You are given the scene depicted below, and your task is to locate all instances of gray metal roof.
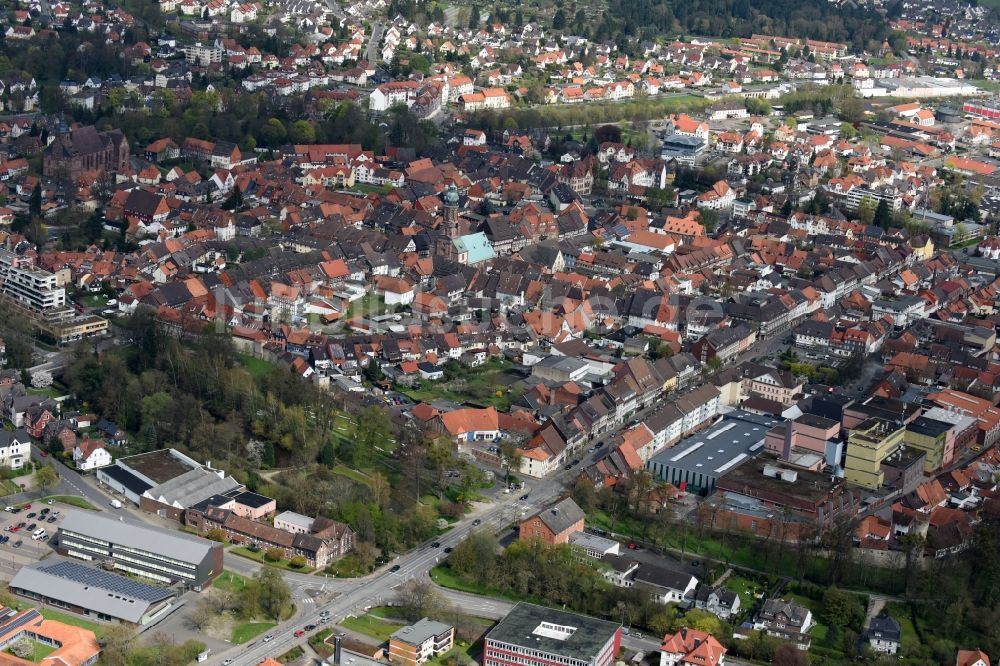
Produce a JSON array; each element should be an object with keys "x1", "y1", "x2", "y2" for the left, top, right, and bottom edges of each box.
[
  {"x1": 59, "y1": 510, "x2": 217, "y2": 564},
  {"x1": 648, "y1": 410, "x2": 775, "y2": 477},
  {"x1": 9, "y1": 560, "x2": 174, "y2": 623},
  {"x1": 390, "y1": 618, "x2": 453, "y2": 646},
  {"x1": 144, "y1": 468, "x2": 241, "y2": 508}
]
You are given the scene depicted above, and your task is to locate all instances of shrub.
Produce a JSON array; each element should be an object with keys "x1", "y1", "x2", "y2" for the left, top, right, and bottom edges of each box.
[
  {"x1": 264, "y1": 547, "x2": 284, "y2": 562},
  {"x1": 289, "y1": 555, "x2": 307, "y2": 569},
  {"x1": 205, "y1": 528, "x2": 227, "y2": 543}
]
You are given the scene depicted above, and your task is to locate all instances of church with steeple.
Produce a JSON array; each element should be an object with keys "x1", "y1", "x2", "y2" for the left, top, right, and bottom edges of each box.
[{"x1": 434, "y1": 183, "x2": 496, "y2": 266}]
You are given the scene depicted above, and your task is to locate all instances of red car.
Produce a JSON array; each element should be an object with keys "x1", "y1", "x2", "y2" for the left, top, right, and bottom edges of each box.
[
  {"x1": 10, "y1": 527, "x2": 19, "y2": 533},
  {"x1": 23, "y1": 504, "x2": 30, "y2": 510},
  {"x1": 294, "y1": 630, "x2": 305, "y2": 637},
  {"x1": 39, "y1": 452, "x2": 47, "y2": 457},
  {"x1": 627, "y1": 542, "x2": 638, "y2": 550}
]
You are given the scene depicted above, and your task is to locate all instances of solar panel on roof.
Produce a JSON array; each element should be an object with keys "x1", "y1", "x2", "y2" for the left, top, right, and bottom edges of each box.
[
  {"x1": 0, "y1": 609, "x2": 40, "y2": 636},
  {"x1": 38, "y1": 561, "x2": 172, "y2": 603}
]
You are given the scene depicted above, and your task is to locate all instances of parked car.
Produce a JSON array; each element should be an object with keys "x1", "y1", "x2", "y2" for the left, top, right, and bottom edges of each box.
[{"x1": 27, "y1": 523, "x2": 36, "y2": 531}]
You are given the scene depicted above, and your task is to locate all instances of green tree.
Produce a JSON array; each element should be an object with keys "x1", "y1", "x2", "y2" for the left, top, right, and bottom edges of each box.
[
  {"x1": 319, "y1": 440, "x2": 337, "y2": 466},
  {"x1": 288, "y1": 120, "x2": 316, "y2": 145},
  {"x1": 349, "y1": 406, "x2": 391, "y2": 467},
  {"x1": 698, "y1": 208, "x2": 719, "y2": 233},
  {"x1": 874, "y1": 199, "x2": 893, "y2": 228},
  {"x1": 35, "y1": 465, "x2": 58, "y2": 491},
  {"x1": 856, "y1": 196, "x2": 876, "y2": 225},
  {"x1": 552, "y1": 7, "x2": 566, "y2": 29},
  {"x1": 28, "y1": 184, "x2": 41, "y2": 217},
  {"x1": 221, "y1": 185, "x2": 243, "y2": 211},
  {"x1": 255, "y1": 567, "x2": 291, "y2": 621}
]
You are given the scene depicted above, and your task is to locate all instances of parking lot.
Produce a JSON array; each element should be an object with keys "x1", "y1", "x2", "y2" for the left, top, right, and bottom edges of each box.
[{"x1": 0, "y1": 500, "x2": 67, "y2": 576}]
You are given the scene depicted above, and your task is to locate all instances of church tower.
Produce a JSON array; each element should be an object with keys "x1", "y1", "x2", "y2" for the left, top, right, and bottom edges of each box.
[{"x1": 444, "y1": 183, "x2": 460, "y2": 239}]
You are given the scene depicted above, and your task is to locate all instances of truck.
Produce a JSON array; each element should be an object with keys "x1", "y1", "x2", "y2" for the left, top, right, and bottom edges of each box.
[{"x1": 109, "y1": 499, "x2": 122, "y2": 509}]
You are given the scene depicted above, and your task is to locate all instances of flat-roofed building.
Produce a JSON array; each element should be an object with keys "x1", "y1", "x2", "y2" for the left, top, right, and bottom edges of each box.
[
  {"x1": 389, "y1": 619, "x2": 455, "y2": 666},
  {"x1": 484, "y1": 603, "x2": 621, "y2": 666},
  {"x1": 844, "y1": 418, "x2": 906, "y2": 490},
  {"x1": 56, "y1": 510, "x2": 222, "y2": 588},
  {"x1": 646, "y1": 410, "x2": 775, "y2": 493}
]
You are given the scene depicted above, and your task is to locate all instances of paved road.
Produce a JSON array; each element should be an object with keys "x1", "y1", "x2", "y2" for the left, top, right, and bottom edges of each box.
[
  {"x1": 366, "y1": 22, "x2": 384, "y2": 64},
  {"x1": 212, "y1": 480, "x2": 567, "y2": 666}
]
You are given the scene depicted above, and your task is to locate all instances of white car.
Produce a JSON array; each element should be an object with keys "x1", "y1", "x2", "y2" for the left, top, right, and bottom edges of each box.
[
  {"x1": 262, "y1": 635, "x2": 273, "y2": 643},
  {"x1": 4, "y1": 507, "x2": 12, "y2": 512}
]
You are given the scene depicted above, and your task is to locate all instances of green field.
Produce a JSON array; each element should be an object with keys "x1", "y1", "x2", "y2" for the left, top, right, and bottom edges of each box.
[
  {"x1": 27, "y1": 387, "x2": 64, "y2": 399},
  {"x1": 723, "y1": 574, "x2": 766, "y2": 610},
  {"x1": 232, "y1": 622, "x2": 275, "y2": 644},
  {"x1": 339, "y1": 613, "x2": 404, "y2": 642},
  {"x1": 213, "y1": 570, "x2": 249, "y2": 594},
  {"x1": 332, "y1": 464, "x2": 370, "y2": 486},
  {"x1": 0, "y1": 480, "x2": 21, "y2": 496},
  {"x1": 38, "y1": 608, "x2": 106, "y2": 638},
  {"x1": 239, "y1": 355, "x2": 274, "y2": 380}
]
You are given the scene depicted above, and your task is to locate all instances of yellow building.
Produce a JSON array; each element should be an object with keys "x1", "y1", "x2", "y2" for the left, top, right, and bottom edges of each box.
[
  {"x1": 903, "y1": 416, "x2": 954, "y2": 473},
  {"x1": 844, "y1": 418, "x2": 906, "y2": 490}
]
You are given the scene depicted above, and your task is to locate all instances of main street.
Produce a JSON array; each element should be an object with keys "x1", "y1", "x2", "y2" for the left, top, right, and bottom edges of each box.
[{"x1": 212, "y1": 476, "x2": 568, "y2": 666}]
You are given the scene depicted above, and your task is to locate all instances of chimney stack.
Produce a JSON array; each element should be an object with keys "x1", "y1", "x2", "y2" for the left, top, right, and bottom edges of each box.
[{"x1": 334, "y1": 633, "x2": 344, "y2": 666}]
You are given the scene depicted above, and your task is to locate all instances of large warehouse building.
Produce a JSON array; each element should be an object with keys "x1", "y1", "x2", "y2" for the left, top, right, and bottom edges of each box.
[
  {"x1": 646, "y1": 410, "x2": 776, "y2": 493},
  {"x1": 56, "y1": 510, "x2": 222, "y2": 589},
  {"x1": 95, "y1": 448, "x2": 272, "y2": 522}
]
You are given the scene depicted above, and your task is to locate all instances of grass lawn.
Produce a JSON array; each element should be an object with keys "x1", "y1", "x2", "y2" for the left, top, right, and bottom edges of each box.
[
  {"x1": 38, "y1": 608, "x2": 106, "y2": 638},
  {"x1": 346, "y1": 292, "x2": 388, "y2": 320},
  {"x1": 279, "y1": 646, "x2": 305, "y2": 662},
  {"x1": 426, "y1": 639, "x2": 482, "y2": 666},
  {"x1": 397, "y1": 359, "x2": 518, "y2": 411},
  {"x1": 213, "y1": 570, "x2": 249, "y2": 594},
  {"x1": 309, "y1": 628, "x2": 335, "y2": 658},
  {"x1": 0, "y1": 480, "x2": 21, "y2": 497},
  {"x1": 332, "y1": 464, "x2": 370, "y2": 486},
  {"x1": 339, "y1": 613, "x2": 403, "y2": 643},
  {"x1": 972, "y1": 78, "x2": 1000, "y2": 92},
  {"x1": 232, "y1": 622, "x2": 275, "y2": 644},
  {"x1": 78, "y1": 294, "x2": 108, "y2": 308},
  {"x1": 230, "y1": 546, "x2": 315, "y2": 573},
  {"x1": 27, "y1": 387, "x2": 64, "y2": 399},
  {"x1": 239, "y1": 354, "x2": 274, "y2": 380},
  {"x1": 42, "y1": 496, "x2": 99, "y2": 511},
  {"x1": 886, "y1": 603, "x2": 922, "y2": 654},
  {"x1": 8, "y1": 639, "x2": 56, "y2": 662},
  {"x1": 723, "y1": 574, "x2": 766, "y2": 609}
]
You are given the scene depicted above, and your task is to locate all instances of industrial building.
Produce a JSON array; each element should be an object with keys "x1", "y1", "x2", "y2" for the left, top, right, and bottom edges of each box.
[{"x1": 646, "y1": 410, "x2": 776, "y2": 493}]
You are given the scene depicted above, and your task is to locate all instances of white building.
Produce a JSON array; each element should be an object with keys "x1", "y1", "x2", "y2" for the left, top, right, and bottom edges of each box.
[{"x1": 0, "y1": 430, "x2": 30, "y2": 470}]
